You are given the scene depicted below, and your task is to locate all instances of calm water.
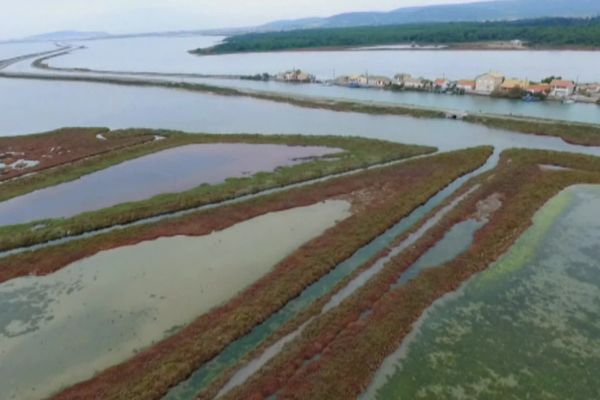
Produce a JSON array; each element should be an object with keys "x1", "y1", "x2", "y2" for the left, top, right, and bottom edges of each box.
[
  {"x1": 0, "y1": 42, "x2": 56, "y2": 61},
  {"x1": 0, "y1": 201, "x2": 349, "y2": 400},
  {"x1": 364, "y1": 185, "x2": 600, "y2": 400},
  {"x1": 189, "y1": 77, "x2": 600, "y2": 125},
  {"x1": 48, "y1": 37, "x2": 600, "y2": 82},
  {"x1": 0, "y1": 143, "x2": 339, "y2": 226},
  {"x1": 11, "y1": 36, "x2": 598, "y2": 124},
  {"x1": 2, "y1": 78, "x2": 600, "y2": 162}
]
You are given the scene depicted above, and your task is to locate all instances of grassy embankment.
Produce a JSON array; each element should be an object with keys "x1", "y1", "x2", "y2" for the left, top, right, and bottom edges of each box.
[
  {"x1": 0, "y1": 129, "x2": 433, "y2": 251},
  {"x1": 196, "y1": 17, "x2": 600, "y2": 55},
  {"x1": 220, "y1": 148, "x2": 600, "y2": 400},
  {"x1": 0, "y1": 147, "x2": 493, "y2": 400}
]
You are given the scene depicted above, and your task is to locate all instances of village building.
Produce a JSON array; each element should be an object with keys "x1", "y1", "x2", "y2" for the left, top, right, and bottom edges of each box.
[
  {"x1": 394, "y1": 73, "x2": 412, "y2": 85},
  {"x1": 277, "y1": 69, "x2": 315, "y2": 83},
  {"x1": 368, "y1": 76, "x2": 393, "y2": 88},
  {"x1": 500, "y1": 79, "x2": 529, "y2": 93},
  {"x1": 434, "y1": 78, "x2": 450, "y2": 91},
  {"x1": 550, "y1": 79, "x2": 576, "y2": 98},
  {"x1": 403, "y1": 77, "x2": 427, "y2": 90},
  {"x1": 475, "y1": 72, "x2": 505, "y2": 94},
  {"x1": 577, "y1": 83, "x2": 600, "y2": 95},
  {"x1": 456, "y1": 80, "x2": 476, "y2": 92},
  {"x1": 526, "y1": 83, "x2": 551, "y2": 95}
]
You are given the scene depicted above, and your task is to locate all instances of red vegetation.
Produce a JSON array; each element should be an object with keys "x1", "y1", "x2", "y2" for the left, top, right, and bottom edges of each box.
[
  {"x1": 0, "y1": 127, "x2": 154, "y2": 181},
  {"x1": 16, "y1": 147, "x2": 491, "y2": 400},
  {"x1": 221, "y1": 149, "x2": 600, "y2": 400}
]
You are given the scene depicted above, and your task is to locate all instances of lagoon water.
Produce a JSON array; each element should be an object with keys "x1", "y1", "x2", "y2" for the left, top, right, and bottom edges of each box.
[
  {"x1": 5, "y1": 36, "x2": 598, "y2": 124},
  {"x1": 1, "y1": 78, "x2": 600, "y2": 163},
  {"x1": 0, "y1": 143, "x2": 340, "y2": 226},
  {"x1": 0, "y1": 42, "x2": 57, "y2": 61},
  {"x1": 48, "y1": 36, "x2": 600, "y2": 82},
  {"x1": 0, "y1": 200, "x2": 350, "y2": 400},
  {"x1": 363, "y1": 185, "x2": 600, "y2": 400}
]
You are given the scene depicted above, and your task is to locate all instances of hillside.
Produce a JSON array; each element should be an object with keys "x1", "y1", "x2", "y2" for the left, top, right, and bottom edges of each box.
[
  {"x1": 196, "y1": 17, "x2": 600, "y2": 54},
  {"x1": 258, "y1": 0, "x2": 600, "y2": 31}
]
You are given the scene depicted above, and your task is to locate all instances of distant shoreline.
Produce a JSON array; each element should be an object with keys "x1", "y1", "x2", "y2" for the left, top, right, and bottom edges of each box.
[{"x1": 194, "y1": 42, "x2": 600, "y2": 56}]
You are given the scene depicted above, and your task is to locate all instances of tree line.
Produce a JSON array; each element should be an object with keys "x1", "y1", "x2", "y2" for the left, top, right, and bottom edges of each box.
[{"x1": 196, "y1": 17, "x2": 600, "y2": 54}]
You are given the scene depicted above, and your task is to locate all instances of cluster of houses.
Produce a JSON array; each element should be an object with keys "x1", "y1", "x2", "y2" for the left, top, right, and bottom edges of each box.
[
  {"x1": 274, "y1": 68, "x2": 600, "y2": 103},
  {"x1": 275, "y1": 69, "x2": 316, "y2": 83}
]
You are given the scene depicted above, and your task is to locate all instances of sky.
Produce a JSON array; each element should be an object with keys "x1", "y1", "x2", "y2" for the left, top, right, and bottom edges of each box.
[{"x1": 0, "y1": 0, "x2": 480, "y2": 40}]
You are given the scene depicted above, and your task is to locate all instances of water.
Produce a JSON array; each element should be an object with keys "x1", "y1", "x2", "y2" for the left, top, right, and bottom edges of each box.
[
  {"x1": 0, "y1": 200, "x2": 349, "y2": 400},
  {"x1": 188, "y1": 78, "x2": 600, "y2": 125},
  {"x1": 164, "y1": 158, "x2": 490, "y2": 399},
  {"x1": 0, "y1": 42, "x2": 57, "y2": 61},
  {"x1": 364, "y1": 185, "x2": 600, "y2": 400},
  {"x1": 5, "y1": 37, "x2": 599, "y2": 124},
  {"x1": 2, "y1": 79, "x2": 600, "y2": 165},
  {"x1": 48, "y1": 37, "x2": 600, "y2": 82},
  {"x1": 392, "y1": 219, "x2": 485, "y2": 289},
  {"x1": 0, "y1": 143, "x2": 340, "y2": 226}
]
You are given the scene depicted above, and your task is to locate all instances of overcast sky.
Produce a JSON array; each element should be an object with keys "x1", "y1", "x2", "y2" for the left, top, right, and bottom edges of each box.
[{"x1": 0, "y1": 0, "x2": 483, "y2": 40}]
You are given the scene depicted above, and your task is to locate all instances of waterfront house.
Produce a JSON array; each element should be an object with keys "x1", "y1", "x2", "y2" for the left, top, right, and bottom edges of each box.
[
  {"x1": 394, "y1": 73, "x2": 412, "y2": 85},
  {"x1": 403, "y1": 77, "x2": 427, "y2": 90},
  {"x1": 434, "y1": 79, "x2": 450, "y2": 91},
  {"x1": 456, "y1": 80, "x2": 476, "y2": 92},
  {"x1": 577, "y1": 83, "x2": 600, "y2": 95},
  {"x1": 369, "y1": 76, "x2": 393, "y2": 88},
  {"x1": 526, "y1": 83, "x2": 551, "y2": 95},
  {"x1": 475, "y1": 72, "x2": 505, "y2": 94},
  {"x1": 550, "y1": 79, "x2": 576, "y2": 98},
  {"x1": 500, "y1": 79, "x2": 529, "y2": 93},
  {"x1": 277, "y1": 69, "x2": 315, "y2": 83}
]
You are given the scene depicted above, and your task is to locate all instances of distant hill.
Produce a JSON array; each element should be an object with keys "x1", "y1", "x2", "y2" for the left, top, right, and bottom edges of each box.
[
  {"x1": 257, "y1": 0, "x2": 600, "y2": 31},
  {"x1": 22, "y1": 30, "x2": 111, "y2": 41}
]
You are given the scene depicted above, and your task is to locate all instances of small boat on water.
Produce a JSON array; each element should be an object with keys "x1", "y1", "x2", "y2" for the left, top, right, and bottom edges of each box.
[
  {"x1": 522, "y1": 94, "x2": 541, "y2": 102},
  {"x1": 562, "y1": 98, "x2": 575, "y2": 104}
]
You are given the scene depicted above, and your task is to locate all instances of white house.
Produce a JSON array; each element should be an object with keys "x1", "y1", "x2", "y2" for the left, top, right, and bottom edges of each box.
[
  {"x1": 475, "y1": 72, "x2": 505, "y2": 94},
  {"x1": 550, "y1": 79, "x2": 576, "y2": 98}
]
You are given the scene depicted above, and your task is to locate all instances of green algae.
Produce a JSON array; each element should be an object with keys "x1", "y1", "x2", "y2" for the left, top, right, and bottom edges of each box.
[{"x1": 367, "y1": 185, "x2": 600, "y2": 400}]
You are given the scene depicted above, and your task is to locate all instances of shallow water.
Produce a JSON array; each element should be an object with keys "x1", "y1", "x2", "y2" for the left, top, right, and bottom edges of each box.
[
  {"x1": 364, "y1": 185, "x2": 600, "y2": 400},
  {"x1": 0, "y1": 143, "x2": 340, "y2": 226},
  {"x1": 0, "y1": 42, "x2": 57, "y2": 61},
  {"x1": 0, "y1": 200, "x2": 350, "y2": 400}
]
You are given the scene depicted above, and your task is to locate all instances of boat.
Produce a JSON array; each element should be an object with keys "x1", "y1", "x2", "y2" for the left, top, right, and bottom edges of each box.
[
  {"x1": 522, "y1": 94, "x2": 541, "y2": 102},
  {"x1": 562, "y1": 98, "x2": 575, "y2": 104}
]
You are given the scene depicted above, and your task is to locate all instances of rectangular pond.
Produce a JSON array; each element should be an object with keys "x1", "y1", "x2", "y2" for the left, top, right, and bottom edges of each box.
[
  {"x1": 0, "y1": 200, "x2": 351, "y2": 400},
  {"x1": 0, "y1": 143, "x2": 341, "y2": 226}
]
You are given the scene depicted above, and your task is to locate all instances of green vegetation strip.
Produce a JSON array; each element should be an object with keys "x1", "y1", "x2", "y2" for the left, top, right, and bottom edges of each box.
[
  {"x1": 35, "y1": 147, "x2": 491, "y2": 400},
  {"x1": 197, "y1": 17, "x2": 600, "y2": 54},
  {"x1": 0, "y1": 129, "x2": 433, "y2": 251},
  {"x1": 223, "y1": 149, "x2": 600, "y2": 400}
]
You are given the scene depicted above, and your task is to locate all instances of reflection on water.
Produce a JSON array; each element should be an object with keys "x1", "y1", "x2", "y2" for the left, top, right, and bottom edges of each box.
[
  {"x1": 364, "y1": 185, "x2": 600, "y2": 400},
  {"x1": 0, "y1": 200, "x2": 350, "y2": 400},
  {"x1": 0, "y1": 143, "x2": 340, "y2": 226}
]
